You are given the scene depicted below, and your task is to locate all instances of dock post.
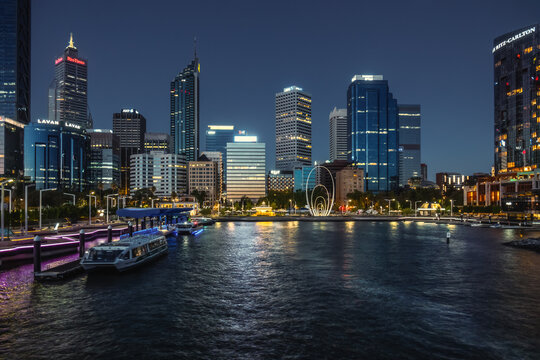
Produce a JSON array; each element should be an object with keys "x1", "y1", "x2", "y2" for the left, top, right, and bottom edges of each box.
[
  {"x1": 136, "y1": 218, "x2": 139, "y2": 231},
  {"x1": 107, "y1": 225, "x2": 112, "y2": 243},
  {"x1": 79, "y1": 229, "x2": 86, "y2": 258},
  {"x1": 150, "y1": 217, "x2": 154, "y2": 228},
  {"x1": 141, "y1": 217, "x2": 145, "y2": 230},
  {"x1": 33, "y1": 236, "x2": 42, "y2": 274},
  {"x1": 128, "y1": 221, "x2": 133, "y2": 237}
]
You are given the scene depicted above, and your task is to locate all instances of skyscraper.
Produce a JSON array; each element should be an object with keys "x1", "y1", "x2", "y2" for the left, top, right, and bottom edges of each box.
[
  {"x1": 88, "y1": 129, "x2": 120, "y2": 190},
  {"x1": 329, "y1": 107, "x2": 348, "y2": 161},
  {"x1": 398, "y1": 104, "x2": 421, "y2": 186},
  {"x1": 275, "y1": 86, "x2": 312, "y2": 170},
  {"x1": 0, "y1": 0, "x2": 30, "y2": 176},
  {"x1": 226, "y1": 135, "x2": 266, "y2": 202},
  {"x1": 493, "y1": 25, "x2": 540, "y2": 174},
  {"x1": 113, "y1": 109, "x2": 146, "y2": 194},
  {"x1": 144, "y1": 132, "x2": 171, "y2": 153},
  {"x1": 348, "y1": 75, "x2": 399, "y2": 192},
  {"x1": 170, "y1": 53, "x2": 199, "y2": 161},
  {"x1": 205, "y1": 125, "x2": 235, "y2": 180},
  {"x1": 52, "y1": 34, "x2": 89, "y2": 129}
]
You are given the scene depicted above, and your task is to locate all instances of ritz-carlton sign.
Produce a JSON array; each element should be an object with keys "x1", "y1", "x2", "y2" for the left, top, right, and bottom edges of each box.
[{"x1": 493, "y1": 27, "x2": 536, "y2": 53}]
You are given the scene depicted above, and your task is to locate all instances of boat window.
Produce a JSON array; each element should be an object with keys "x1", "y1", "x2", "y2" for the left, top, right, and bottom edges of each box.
[
  {"x1": 132, "y1": 246, "x2": 148, "y2": 257},
  {"x1": 120, "y1": 251, "x2": 130, "y2": 260},
  {"x1": 88, "y1": 248, "x2": 123, "y2": 262}
]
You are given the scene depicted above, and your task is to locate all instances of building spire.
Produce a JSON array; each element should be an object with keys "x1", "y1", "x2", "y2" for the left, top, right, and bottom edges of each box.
[
  {"x1": 67, "y1": 32, "x2": 76, "y2": 49},
  {"x1": 193, "y1": 36, "x2": 197, "y2": 59}
]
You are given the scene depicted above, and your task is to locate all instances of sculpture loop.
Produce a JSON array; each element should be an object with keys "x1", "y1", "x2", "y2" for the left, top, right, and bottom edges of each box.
[{"x1": 305, "y1": 165, "x2": 335, "y2": 216}]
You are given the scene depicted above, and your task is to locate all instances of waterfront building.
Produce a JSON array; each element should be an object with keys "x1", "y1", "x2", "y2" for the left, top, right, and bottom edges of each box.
[
  {"x1": 317, "y1": 160, "x2": 350, "y2": 196},
  {"x1": 335, "y1": 167, "x2": 364, "y2": 207},
  {"x1": 275, "y1": 86, "x2": 312, "y2": 170},
  {"x1": 170, "y1": 54, "x2": 199, "y2": 161},
  {"x1": 421, "y1": 163, "x2": 428, "y2": 181},
  {"x1": 51, "y1": 34, "x2": 89, "y2": 129},
  {"x1": 113, "y1": 109, "x2": 146, "y2": 194},
  {"x1": 188, "y1": 155, "x2": 220, "y2": 206},
  {"x1": 130, "y1": 151, "x2": 187, "y2": 198},
  {"x1": 493, "y1": 24, "x2": 540, "y2": 174},
  {"x1": 435, "y1": 172, "x2": 467, "y2": 192},
  {"x1": 144, "y1": 132, "x2": 170, "y2": 153},
  {"x1": 226, "y1": 135, "x2": 266, "y2": 202},
  {"x1": 293, "y1": 166, "x2": 316, "y2": 192},
  {"x1": 329, "y1": 107, "x2": 348, "y2": 161},
  {"x1": 24, "y1": 119, "x2": 88, "y2": 190},
  {"x1": 88, "y1": 129, "x2": 120, "y2": 190},
  {"x1": 348, "y1": 75, "x2": 399, "y2": 192},
  {"x1": 398, "y1": 104, "x2": 421, "y2": 186},
  {"x1": 201, "y1": 151, "x2": 223, "y2": 199},
  {"x1": 267, "y1": 170, "x2": 294, "y2": 192},
  {"x1": 0, "y1": 0, "x2": 30, "y2": 176}
]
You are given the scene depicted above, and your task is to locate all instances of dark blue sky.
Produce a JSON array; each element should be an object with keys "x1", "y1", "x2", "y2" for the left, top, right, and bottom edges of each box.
[{"x1": 31, "y1": 0, "x2": 540, "y2": 179}]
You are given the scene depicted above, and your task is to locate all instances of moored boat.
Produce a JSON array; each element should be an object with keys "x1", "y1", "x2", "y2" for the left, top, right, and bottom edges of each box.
[{"x1": 176, "y1": 221, "x2": 203, "y2": 235}]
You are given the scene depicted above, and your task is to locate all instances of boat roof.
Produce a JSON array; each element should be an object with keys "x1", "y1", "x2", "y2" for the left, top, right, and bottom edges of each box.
[{"x1": 116, "y1": 207, "x2": 193, "y2": 219}]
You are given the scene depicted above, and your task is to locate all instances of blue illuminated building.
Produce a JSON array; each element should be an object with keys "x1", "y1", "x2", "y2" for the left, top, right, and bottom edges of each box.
[
  {"x1": 24, "y1": 119, "x2": 88, "y2": 190},
  {"x1": 294, "y1": 166, "x2": 316, "y2": 192},
  {"x1": 347, "y1": 75, "x2": 399, "y2": 192}
]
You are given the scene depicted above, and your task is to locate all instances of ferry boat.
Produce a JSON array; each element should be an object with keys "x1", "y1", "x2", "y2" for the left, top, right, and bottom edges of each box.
[
  {"x1": 80, "y1": 229, "x2": 168, "y2": 272},
  {"x1": 176, "y1": 220, "x2": 203, "y2": 235},
  {"x1": 192, "y1": 217, "x2": 215, "y2": 226}
]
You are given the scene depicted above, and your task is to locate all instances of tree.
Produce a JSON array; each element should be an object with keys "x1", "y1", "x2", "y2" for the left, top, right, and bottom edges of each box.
[{"x1": 191, "y1": 189, "x2": 207, "y2": 207}]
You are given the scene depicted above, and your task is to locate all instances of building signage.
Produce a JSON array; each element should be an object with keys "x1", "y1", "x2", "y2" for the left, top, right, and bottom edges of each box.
[
  {"x1": 37, "y1": 119, "x2": 59, "y2": 125},
  {"x1": 493, "y1": 27, "x2": 536, "y2": 53},
  {"x1": 54, "y1": 57, "x2": 63, "y2": 65},
  {"x1": 65, "y1": 122, "x2": 81, "y2": 130},
  {"x1": 66, "y1": 56, "x2": 86, "y2": 65}
]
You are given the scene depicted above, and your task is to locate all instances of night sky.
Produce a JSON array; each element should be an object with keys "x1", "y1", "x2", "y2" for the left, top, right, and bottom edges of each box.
[{"x1": 31, "y1": 0, "x2": 540, "y2": 180}]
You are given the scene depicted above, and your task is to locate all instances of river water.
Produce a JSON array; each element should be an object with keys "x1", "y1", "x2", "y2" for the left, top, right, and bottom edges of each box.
[{"x1": 1, "y1": 221, "x2": 540, "y2": 359}]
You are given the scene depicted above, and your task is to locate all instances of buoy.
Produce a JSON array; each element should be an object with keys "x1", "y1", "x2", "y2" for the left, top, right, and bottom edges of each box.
[{"x1": 446, "y1": 231, "x2": 451, "y2": 244}]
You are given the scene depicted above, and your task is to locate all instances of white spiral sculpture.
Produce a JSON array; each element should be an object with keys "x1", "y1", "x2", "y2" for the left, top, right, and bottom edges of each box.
[{"x1": 305, "y1": 165, "x2": 335, "y2": 216}]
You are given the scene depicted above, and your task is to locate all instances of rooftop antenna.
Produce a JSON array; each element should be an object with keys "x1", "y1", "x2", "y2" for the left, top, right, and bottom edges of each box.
[
  {"x1": 194, "y1": 36, "x2": 197, "y2": 58},
  {"x1": 67, "y1": 32, "x2": 76, "y2": 49}
]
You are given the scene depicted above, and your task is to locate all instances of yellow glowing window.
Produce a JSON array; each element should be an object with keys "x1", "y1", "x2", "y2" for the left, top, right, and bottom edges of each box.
[{"x1": 525, "y1": 47, "x2": 533, "y2": 54}]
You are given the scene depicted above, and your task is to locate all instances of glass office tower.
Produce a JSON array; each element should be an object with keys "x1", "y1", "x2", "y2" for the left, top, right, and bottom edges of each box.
[
  {"x1": 0, "y1": 0, "x2": 30, "y2": 176},
  {"x1": 493, "y1": 24, "x2": 540, "y2": 173},
  {"x1": 171, "y1": 55, "x2": 199, "y2": 161},
  {"x1": 398, "y1": 104, "x2": 421, "y2": 186},
  {"x1": 348, "y1": 75, "x2": 399, "y2": 192},
  {"x1": 88, "y1": 129, "x2": 120, "y2": 190},
  {"x1": 226, "y1": 135, "x2": 266, "y2": 202}
]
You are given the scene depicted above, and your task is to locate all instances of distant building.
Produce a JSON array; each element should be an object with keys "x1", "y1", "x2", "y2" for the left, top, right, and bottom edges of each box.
[
  {"x1": 275, "y1": 86, "x2": 312, "y2": 170},
  {"x1": 130, "y1": 151, "x2": 186, "y2": 198},
  {"x1": 329, "y1": 107, "x2": 348, "y2": 161},
  {"x1": 267, "y1": 170, "x2": 294, "y2": 192},
  {"x1": 0, "y1": 0, "x2": 31, "y2": 176},
  {"x1": 348, "y1": 75, "x2": 399, "y2": 192},
  {"x1": 171, "y1": 54, "x2": 199, "y2": 161},
  {"x1": 421, "y1": 163, "x2": 428, "y2": 181},
  {"x1": 398, "y1": 104, "x2": 421, "y2": 186},
  {"x1": 293, "y1": 166, "x2": 316, "y2": 192},
  {"x1": 188, "y1": 155, "x2": 220, "y2": 206},
  {"x1": 113, "y1": 109, "x2": 146, "y2": 194},
  {"x1": 226, "y1": 135, "x2": 266, "y2": 202},
  {"x1": 24, "y1": 119, "x2": 88, "y2": 191},
  {"x1": 144, "y1": 132, "x2": 170, "y2": 153},
  {"x1": 88, "y1": 129, "x2": 120, "y2": 190},
  {"x1": 317, "y1": 160, "x2": 350, "y2": 196},
  {"x1": 335, "y1": 167, "x2": 364, "y2": 207},
  {"x1": 205, "y1": 125, "x2": 235, "y2": 179},
  {"x1": 435, "y1": 172, "x2": 467, "y2": 192},
  {"x1": 201, "y1": 151, "x2": 223, "y2": 199}
]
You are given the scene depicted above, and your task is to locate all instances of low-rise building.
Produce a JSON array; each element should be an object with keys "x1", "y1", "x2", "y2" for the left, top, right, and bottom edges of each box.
[
  {"x1": 130, "y1": 151, "x2": 186, "y2": 198},
  {"x1": 335, "y1": 167, "x2": 364, "y2": 207},
  {"x1": 267, "y1": 170, "x2": 294, "y2": 192},
  {"x1": 436, "y1": 172, "x2": 467, "y2": 192},
  {"x1": 188, "y1": 155, "x2": 220, "y2": 207}
]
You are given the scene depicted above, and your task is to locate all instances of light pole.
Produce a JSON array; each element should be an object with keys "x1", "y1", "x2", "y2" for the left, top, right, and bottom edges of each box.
[
  {"x1": 39, "y1": 188, "x2": 56, "y2": 230},
  {"x1": 1, "y1": 179, "x2": 14, "y2": 241},
  {"x1": 64, "y1": 193, "x2": 76, "y2": 205},
  {"x1": 450, "y1": 199, "x2": 454, "y2": 217},
  {"x1": 87, "y1": 193, "x2": 97, "y2": 225},
  {"x1": 106, "y1": 194, "x2": 119, "y2": 224},
  {"x1": 25, "y1": 183, "x2": 35, "y2": 234},
  {"x1": 151, "y1": 198, "x2": 156, "y2": 208},
  {"x1": 385, "y1": 198, "x2": 395, "y2": 215},
  {"x1": 415, "y1": 201, "x2": 422, "y2": 217},
  {"x1": 406, "y1": 200, "x2": 412, "y2": 209}
]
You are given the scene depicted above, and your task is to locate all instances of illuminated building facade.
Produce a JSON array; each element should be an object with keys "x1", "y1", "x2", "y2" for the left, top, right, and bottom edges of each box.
[
  {"x1": 144, "y1": 132, "x2": 170, "y2": 153},
  {"x1": 52, "y1": 34, "x2": 89, "y2": 128},
  {"x1": 335, "y1": 167, "x2": 364, "y2": 207},
  {"x1": 130, "y1": 151, "x2": 186, "y2": 198},
  {"x1": 275, "y1": 86, "x2": 312, "y2": 170},
  {"x1": 24, "y1": 119, "x2": 88, "y2": 190},
  {"x1": 494, "y1": 24, "x2": 540, "y2": 174},
  {"x1": 0, "y1": 0, "x2": 30, "y2": 176},
  {"x1": 226, "y1": 136, "x2": 266, "y2": 202},
  {"x1": 267, "y1": 170, "x2": 294, "y2": 192},
  {"x1": 293, "y1": 166, "x2": 316, "y2": 192},
  {"x1": 188, "y1": 154, "x2": 220, "y2": 206},
  {"x1": 113, "y1": 109, "x2": 146, "y2": 194},
  {"x1": 170, "y1": 55, "x2": 199, "y2": 161},
  {"x1": 88, "y1": 129, "x2": 120, "y2": 190},
  {"x1": 329, "y1": 107, "x2": 348, "y2": 161},
  {"x1": 348, "y1": 75, "x2": 399, "y2": 192},
  {"x1": 435, "y1": 172, "x2": 466, "y2": 192},
  {"x1": 201, "y1": 151, "x2": 223, "y2": 198},
  {"x1": 205, "y1": 125, "x2": 235, "y2": 179},
  {"x1": 398, "y1": 104, "x2": 421, "y2": 186}
]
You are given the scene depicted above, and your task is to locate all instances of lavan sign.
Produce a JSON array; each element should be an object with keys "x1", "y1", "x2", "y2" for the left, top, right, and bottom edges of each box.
[
  {"x1": 37, "y1": 119, "x2": 59, "y2": 125},
  {"x1": 493, "y1": 27, "x2": 536, "y2": 53}
]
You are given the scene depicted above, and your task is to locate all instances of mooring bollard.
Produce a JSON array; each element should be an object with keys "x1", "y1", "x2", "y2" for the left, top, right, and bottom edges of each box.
[
  {"x1": 79, "y1": 229, "x2": 86, "y2": 258},
  {"x1": 446, "y1": 231, "x2": 451, "y2": 244},
  {"x1": 33, "y1": 236, "x2": 42, "y2": 274},
  {"x1": 107, "y1": 225, "x2": 112, "y2": 243},
  {"x1": 128, "y1": 221, "x2": 133, "y2": 237}
]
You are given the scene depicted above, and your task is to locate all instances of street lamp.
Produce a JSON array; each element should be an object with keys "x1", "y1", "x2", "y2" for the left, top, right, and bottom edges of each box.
[
  {"x1": 406, "y1": 200, "x2": 412, "y2": 209},
  {"x1": 1, "y1": 179, "x2": 14, "y2": 241},
  {"x1": 25, "y1": 183, "x2": 35, "y2": 234},
  {"x1": 151, "y1": 198, "x2": 156, "y2": 208},
  {"x1": 450, "y1": 199, "x2": 454, "y2": 217},
  {"x1": 64, "y1": 193, "x2": 76, "y2": 205},
  {"x1": 39, "y1": 188, "x2": 56, "y2": 229},
  {"x1": 415, "y1": 201, "x2": 422, "y2": 217},
  {"x1": 385, "y1": 198, "x2": 395, "y2": 215},
  {"x1": 106, "y1": 194, "x2": 119, "y2": 224},
  {"x1": 87, "y1": 193, "x2": 97, "y2": 225}
]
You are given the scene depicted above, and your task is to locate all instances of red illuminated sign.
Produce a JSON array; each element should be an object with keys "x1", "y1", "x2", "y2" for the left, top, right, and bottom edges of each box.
[
  {"x1": 67, "y1": 56, "x2": 86, "y2": 66},
  {"x1": 54, "y1": 57, "x2": 63, "y2": 65}
]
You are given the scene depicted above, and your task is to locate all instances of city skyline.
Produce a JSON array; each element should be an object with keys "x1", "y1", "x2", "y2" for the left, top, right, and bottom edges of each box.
[{"x1": 29, "y1": 0, "x2": 540, "y2": 179}]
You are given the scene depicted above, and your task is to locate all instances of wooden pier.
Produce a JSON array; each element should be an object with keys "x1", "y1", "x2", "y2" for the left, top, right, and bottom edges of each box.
[{"x1": 34, "y1": 259, "x2": 84, "y2": 281}]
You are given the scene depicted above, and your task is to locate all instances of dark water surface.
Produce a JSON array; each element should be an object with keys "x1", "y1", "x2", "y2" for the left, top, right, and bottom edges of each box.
[{"x1": 1, "y1": 221, "x2": 540, "y2": 359}]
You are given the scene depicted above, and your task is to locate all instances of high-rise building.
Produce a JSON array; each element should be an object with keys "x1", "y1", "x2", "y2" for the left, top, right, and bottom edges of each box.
[
  {"x1": 52, "y1": 34, "x2": 89, "y2": 129},
  {"x1": 348, "y1": 75, "x2": 399, "y2": 192},
  {"x1": 398, "y1": 104, "x2": 421, "y2": 186},
  {"x1": 329, "y1": 107, "x2": 348, "y2": 161},
  {"x1": 24, "y1": 119, "x2": 88, "y2": 190},
  {"x1": 493, "y1": 25, "x2": 540, "y2": 174},
  {"x1": 88, "y1": 129, "x2": 120, "y2": 190},
  {"x1": 420, "y1": 163, "x2": 428, "y2": 181},
  {"x1": 205, "y1": 125, "x2": 235, "y2": 153},
  {"x1": 130, "y1": 151, "x2": 186, "y2": 198},
  {"x1": 170, "y1": 54, "x2": 199, "y2": 161},
  {"x1": 275, "y1": 86, "x2": 312, "y2": 170},
  {"x1": 188, "y1": 155, "x2": 220, "y2": 206},
  {"x1": 144, "y1": 132, "x2": 170, "y2": 153},
  {"x1": 226, "y1": 135, "x2": 266, "y2": 202},
  {"x1": 113, "y1": 109, "x2": 146, "y2": 194},
  {"x1": 201, "y1": 151, "x2": 223, "y2": 200},
  {"x1": 267, "y1": 170, "x2": 294, "y2": 192},
  {"x1": 0, "y1": 0, "x2": 30, "y2": 176}
]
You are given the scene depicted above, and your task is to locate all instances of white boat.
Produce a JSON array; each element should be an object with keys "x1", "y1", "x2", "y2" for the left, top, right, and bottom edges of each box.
[
  {"x1": 80, "y1": 230, "x2": 168, "y2": 272},
  {"x1": 176, "y1": 221, "x2": 203, "y2": 235}
]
